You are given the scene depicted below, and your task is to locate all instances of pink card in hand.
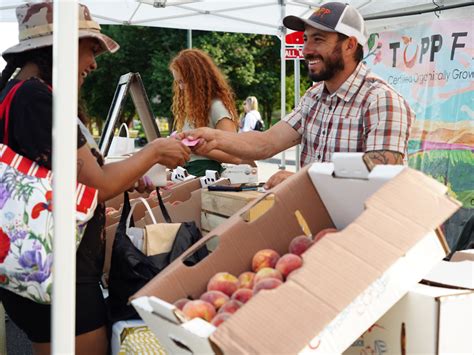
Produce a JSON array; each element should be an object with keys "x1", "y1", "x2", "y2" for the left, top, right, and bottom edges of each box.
[{"x1": 181, "y1": 138, "x2": 200, "y2": 147}]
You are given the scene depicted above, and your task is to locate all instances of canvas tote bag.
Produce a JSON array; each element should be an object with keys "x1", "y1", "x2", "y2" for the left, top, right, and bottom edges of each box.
[{"x1": 108, "y1": 123, "x2": 135, "y2": 157}]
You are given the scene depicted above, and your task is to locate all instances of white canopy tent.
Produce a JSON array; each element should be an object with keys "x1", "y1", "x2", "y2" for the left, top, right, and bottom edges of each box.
[
  {"x1": 2, "y1": 0, "x2": 471, "y2": 33},
  {"x1": 0, "y1": 0, "x2": 472, "y2": 353}
]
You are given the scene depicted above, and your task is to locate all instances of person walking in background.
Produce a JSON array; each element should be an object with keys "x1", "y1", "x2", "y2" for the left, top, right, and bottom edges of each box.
[
  {"x1": 0, "y1": 3, "x2": 190, "y2": 354},
  {"x1": 170, "y1": 48, "x2": 249, "y2": 176},
  {"x1": 180, "y1": 2, "x2": 414, "y2": 189},
  {"x1": 239, "y1": 96, "x2": 264, "y2": 132}
]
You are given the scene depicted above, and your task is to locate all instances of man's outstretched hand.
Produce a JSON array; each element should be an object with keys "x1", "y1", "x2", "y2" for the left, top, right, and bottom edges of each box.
[
  {"x1": 177, "y1": 128, "x2": 220, "y2": 155},
  {"x1": 263, "y1": 170, "x2": 294, "y2": 189}
]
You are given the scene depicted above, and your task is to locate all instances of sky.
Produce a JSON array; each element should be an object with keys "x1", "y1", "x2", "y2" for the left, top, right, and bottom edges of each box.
[{"x1": 0, "y1": 23, "x2": 19, "y2": 71}]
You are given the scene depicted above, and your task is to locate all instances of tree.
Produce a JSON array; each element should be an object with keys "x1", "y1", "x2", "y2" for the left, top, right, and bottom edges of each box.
[{"x1": 82, "y1": 25, "x2": 186, "y2": 134}]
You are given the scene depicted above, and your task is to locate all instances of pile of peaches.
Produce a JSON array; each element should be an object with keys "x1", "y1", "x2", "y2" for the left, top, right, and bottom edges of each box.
[{"x1": 173, "y1": 228, "x2": 337, "y2": 327}]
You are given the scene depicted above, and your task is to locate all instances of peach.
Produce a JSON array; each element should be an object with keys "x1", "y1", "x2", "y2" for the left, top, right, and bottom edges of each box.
[
  {"x1": 253, "y1": 278, "x2": 283, "y2": 295},
  {"x1": 211, "y1": 312, "x2": 232, "y2": 327},
  {"x1": 238, "y1": 271, "x2": 256, "y2": 289},
  {"x1": 173, "y1": 298, "x2": 191, "y2": 311},
  {"x1": 182, "y1": 300, "x2": 216, "y2": 322},
  {"x1": 313, "y1": 228, "x2": 338, "y2": 243},
  {"x1": 207, "y1": 272, "x2": 239, "y2": 297},
  {"x1": 275, "y1": 253, "x2": 303, "y2": 279},
  {"x1": 288, "y1": 235, "x2": 313, "y2": 256},
  {"x1": 253, "y1": 267, "x2": 283, "y2": 284},
  {"x1": 231, "y1": 288, "x2": 253, "y2": 304},
  {"x1": 252, "y1": 249, "x2": 280, "y2": 272},
  {"x1": 218, "y1": 300, "x2": 243, "y2": 314},
  {"x1": 200, "y1": 290, "x2": 229, "y2": 310}
]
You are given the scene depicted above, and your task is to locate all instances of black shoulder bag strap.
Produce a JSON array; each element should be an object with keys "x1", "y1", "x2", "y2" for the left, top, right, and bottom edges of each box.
[{"x1": 155, "y1": 187, "x2": 172, "y2": 223}]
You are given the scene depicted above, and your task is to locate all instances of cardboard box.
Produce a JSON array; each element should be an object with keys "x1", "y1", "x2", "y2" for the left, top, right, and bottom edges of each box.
[
  {"x1": 345, "y1": 259, "x2": 474, "y2": 354},
  {"x1": 201, "y1": 189, "x2": 272, "y2": 234},
  {"x1": 132, "y1": 160, "x2": 460, "y2": 354}
]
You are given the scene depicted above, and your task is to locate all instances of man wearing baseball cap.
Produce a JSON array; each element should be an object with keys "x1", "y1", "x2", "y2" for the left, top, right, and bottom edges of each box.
[{"x1": 181, "y1": 2, "x2": 414, "y2": 187}]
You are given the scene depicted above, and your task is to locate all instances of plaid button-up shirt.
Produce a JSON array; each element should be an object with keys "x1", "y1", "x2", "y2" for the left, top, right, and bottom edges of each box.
[{"x1": 283, "y1": 62, "x2": 414, "y2": 166}]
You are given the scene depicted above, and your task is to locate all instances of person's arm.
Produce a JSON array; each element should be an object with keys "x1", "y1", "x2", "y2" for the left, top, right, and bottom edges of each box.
[
  {"x1": 77, "y1": 138, "x2": 190, "y2": 202},
  {"x1": 199, "y1": 117, "x2": 243, "y2": 164},
  {"x1": 363, "y1": 150, "x2": 404, "y2": 170},
  {"x1": 364, "y1": 89, "x2": 414, "y2": 167},
  {"x1": 186, "y1": 121, "x2": 301, "y2": 161}
]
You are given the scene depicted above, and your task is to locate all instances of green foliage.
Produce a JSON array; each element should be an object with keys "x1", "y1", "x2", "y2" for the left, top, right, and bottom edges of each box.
[
  {"x1": 283, "y1": 70, "x2": 312, "y2": 113},
  {"x1": 82, "y1": 25, "x2": 187, "y2": 132}
]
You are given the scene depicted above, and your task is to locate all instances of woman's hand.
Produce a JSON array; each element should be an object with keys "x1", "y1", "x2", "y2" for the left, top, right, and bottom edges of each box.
[
  {"x1": 128, "y1": 176, "x2": 155, "y2": 193},
  {"x1": 149, "y1": 138, "x2": 191, "y2": 168}
]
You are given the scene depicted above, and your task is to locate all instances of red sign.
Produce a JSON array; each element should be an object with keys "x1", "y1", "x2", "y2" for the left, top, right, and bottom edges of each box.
[
  {"x1": 285, "y1": 31, "x2": 304, "y2": 45},
  {"x1": 285, "y1": 47, "x2": 304, "y2": 60}
]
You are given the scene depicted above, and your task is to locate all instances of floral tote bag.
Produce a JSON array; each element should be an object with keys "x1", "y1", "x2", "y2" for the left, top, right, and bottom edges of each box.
[{"x1": 0, "y1": 81, "x2": 98, "y2": 303}]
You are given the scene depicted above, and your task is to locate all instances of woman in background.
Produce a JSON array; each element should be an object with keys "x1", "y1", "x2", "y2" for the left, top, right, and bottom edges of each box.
[
  {"x1": 239, "y1": 96, "x2": 264, "y2": 132},
  {"x1": 170, "y1": 48, "x2": 245, "y2": 176}
]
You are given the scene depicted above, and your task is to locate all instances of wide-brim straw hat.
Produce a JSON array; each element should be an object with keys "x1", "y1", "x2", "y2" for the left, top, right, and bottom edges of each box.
[{"x1": 2, "y1": 2, "x2": 119, "y2": 60}]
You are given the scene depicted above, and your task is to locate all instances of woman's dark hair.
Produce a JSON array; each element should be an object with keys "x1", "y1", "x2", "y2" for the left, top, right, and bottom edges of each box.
[
  {"x1": 0, "y1": 47, "x2": 53, "y2": 91},
  {"x1": 337, "y1": 33, "x2": 364, "y2": 62}
]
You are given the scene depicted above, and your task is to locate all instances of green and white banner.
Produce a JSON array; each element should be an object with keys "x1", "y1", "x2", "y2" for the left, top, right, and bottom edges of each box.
[{"x1": 364, "y1": 19, "x2": 473, "y2": 245}]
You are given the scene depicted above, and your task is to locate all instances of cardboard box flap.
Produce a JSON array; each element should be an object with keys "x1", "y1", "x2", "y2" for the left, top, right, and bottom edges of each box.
[
  {"x1": 451, "y1": 249, "x2": 474, "y2": 262},
  {"x1": 308, "y1": 162, "x2": 405, "y2": 229},
  {"x1": 145, "y1": 188, "x2": 202, "y2": 228},
  {"x1": 423, "y1": 260, "x2": 474, "y2": 290},
  {"x1": 161, "y1": 178, "x2": 201, "y2": 204},
  {"x1": 365, "y1": 169, "x2": 461, "y2": 231},
  {"x1": 213, "y1": 281, "x2": 336, "y2": 354}
]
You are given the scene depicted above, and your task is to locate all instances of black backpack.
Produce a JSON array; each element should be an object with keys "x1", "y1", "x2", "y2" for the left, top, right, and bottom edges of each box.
[{"x1": 254, "y1": 119, "x2": 264, "y2": 131}]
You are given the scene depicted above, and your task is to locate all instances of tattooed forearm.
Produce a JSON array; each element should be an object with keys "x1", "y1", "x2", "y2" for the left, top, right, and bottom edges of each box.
[
  {"x1": 363, "y1": 150, "x2": 404, "y2": 170},
  {"x1": 77, "y1": 158, "x2": 84, "y2": 177}
]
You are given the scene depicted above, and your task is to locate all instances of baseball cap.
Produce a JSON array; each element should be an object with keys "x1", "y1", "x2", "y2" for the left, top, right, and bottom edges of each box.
[
  {"x1": 283, "y1": 2, "x2": 368, "y2": 46},
  {"x1": 2, "y1": 2, "x2": 119, "y2": 61}
]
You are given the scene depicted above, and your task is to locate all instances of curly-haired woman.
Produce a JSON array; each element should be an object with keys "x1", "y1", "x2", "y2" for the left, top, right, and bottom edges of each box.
[{"x1": 170, "y1": 48, "x2": 249, "y2": 176}]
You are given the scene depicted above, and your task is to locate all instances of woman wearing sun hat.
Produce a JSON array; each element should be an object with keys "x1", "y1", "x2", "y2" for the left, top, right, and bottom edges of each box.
[{"x1": 0, "y1": 2, "x2": 190, "y2": 353}]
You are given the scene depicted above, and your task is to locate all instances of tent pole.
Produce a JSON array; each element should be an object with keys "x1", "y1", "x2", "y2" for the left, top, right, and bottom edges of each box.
[
  {"x1": 187, "y1": 29, "x2": 192, "y2": 48},
  {"x1": 294, "y1": 58, "x2": 301, "y2": 171},
  {"x1": 279, "y1": 0, "x2": 286, "y2": 170},
  {"x1": 52, "y1": 0, "x2": 78, "y2": 354}
]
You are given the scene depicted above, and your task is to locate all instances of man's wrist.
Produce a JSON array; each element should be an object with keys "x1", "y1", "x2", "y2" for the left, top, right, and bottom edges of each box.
[{"x1": 214, "y1": 129, "x2": 224, "y2": 149}]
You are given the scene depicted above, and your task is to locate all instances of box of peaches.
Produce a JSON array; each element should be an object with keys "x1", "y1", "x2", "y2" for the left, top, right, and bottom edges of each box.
[
  {"x1": 131, "y1": 153, "x2": 460, "y2": 354},
  {"x1": 177, "y1": 233, "x2": 333, "y2": 327}
]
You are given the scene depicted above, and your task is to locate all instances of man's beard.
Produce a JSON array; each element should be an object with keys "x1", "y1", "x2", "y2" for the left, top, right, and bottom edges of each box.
[{"x1": 306, "y1": 42, "x2": 345, "y2": 82}]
